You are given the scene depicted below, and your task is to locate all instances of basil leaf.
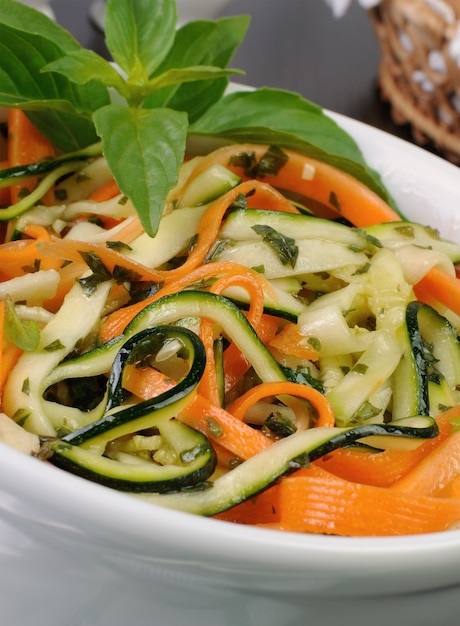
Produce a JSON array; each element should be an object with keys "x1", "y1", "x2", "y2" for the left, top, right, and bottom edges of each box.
[
  {"x1": 190, "y1": 88, "x2": 397, "y2": 210},
  {"x1": 43, "y1": 49, "x2": 128, "y2": 96},
  {"x1": 147, "y1": 65, "x2": 244, "y2": 91},
  {"x1": 0, "y1": 23, "x2": 109, "y2": 150},
  {"x1": 143, "y1": 16, "x2": 249, "y2": 122},
  {"x1": 0, "y1": 0, "x2": 81, "y2": 51},
  {"x1": 93, "y1": 105, "x2": 188, "y2": 237},
  {"x1": 4, "y1": 297, "x2": 40, "y2": 352},
  {"x1": 104, "y1": 0, "x2": 177, "y2": 81}
]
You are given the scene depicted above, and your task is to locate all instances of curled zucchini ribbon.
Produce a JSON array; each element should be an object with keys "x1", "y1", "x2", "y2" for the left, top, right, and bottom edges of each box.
[
  {"x1": 44, "y1": 326, "x2": 217, "y2": 493},
  {"x1": 138, "y1": 417, "x2": 439, "y2": 516},
  {"x1": 395, "y1": 301, "x2": 460, "y2": 420}
]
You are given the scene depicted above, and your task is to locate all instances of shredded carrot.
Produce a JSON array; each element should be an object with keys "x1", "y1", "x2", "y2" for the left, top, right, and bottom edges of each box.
[
  {"x1": 389, "y1": 407, "x2": 460, "y2": 496},
  {"x1": 274, "y1": 464, "x2": 460, "y2": 536},
  {"x1": 156, "y1": 178, "x2": 299, "y2": 285},
  {"x1": 197, "y1": 318, "x2": 221, "y2": 406},
  {"x1": 390, "y1": 430, "x2": 460, "y2": 496},
  {"x1": 37, "y1": 238, "x2": 165, "y2": 283},
  {"x1": 228, "y1": 380, "x2": 336, "y2": 428},
  {"x1": 186, "y1": 143, "x2": 401, "y2": 226},
  {"x1": 179, "y1": 394, "x2": 273, "y2": 459},
  {"x1": 7, "y1": 109, "x2": 56, "y2": 205},
  {"x1": 99, "y1": 261, "x2": 275, "y2": 343},
  {"x1": 89, "y1": 178, "x2": 121, "y2": 202},
  {"x1": 214, "y1": 482, "x2": 282, "y2": 525},
  {"x1": 122, "y1": 364, "x2": 273, "y2": 459},
  {"x1": 415, "y1": 267, "x2": 460, "y2": 317},
  {"x1": 314, "y1": 437, "x2": 444, "y2": 488},
  {"x1": 0, "y1": 300, "x2": 23, "y2": 406},
  {"x1": 196, "y1": 270, "x2": 271, "y2": 405},
  {"x1": 122, "y1": 363, "x2": 176, "y2": 399},
  {"x1": 268, "y1": 322, "x2": 320, "y2": 361}
]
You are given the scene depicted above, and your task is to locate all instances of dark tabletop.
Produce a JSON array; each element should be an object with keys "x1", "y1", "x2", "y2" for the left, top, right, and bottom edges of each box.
[{"x1": 50, "y1": 0, "x2": 421, "y2": 150}]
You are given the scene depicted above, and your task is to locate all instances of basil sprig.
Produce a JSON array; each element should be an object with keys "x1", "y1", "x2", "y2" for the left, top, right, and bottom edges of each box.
[{"x1": 0, "y1": 0, "x2": 396, "y2": 237}]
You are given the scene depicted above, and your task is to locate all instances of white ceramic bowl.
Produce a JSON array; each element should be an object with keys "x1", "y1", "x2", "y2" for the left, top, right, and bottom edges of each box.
[{"x1": 1, "y1": 112, "x2": 460, "y2": 626}]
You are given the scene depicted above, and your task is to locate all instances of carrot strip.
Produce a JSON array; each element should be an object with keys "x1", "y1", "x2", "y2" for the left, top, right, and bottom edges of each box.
[
  {"x1": 314, "y1": 438, "x2": 444, "y2": 488},
  {"x1": 0, "y1": 342, "x2": 22, "y2": 405},
  {"x1": 121, "y1": 359, "x2": 273, "y2": 459},
  {"x1": 99, "y1": 261, "x2": 275, "y2": 342},
  {"x1": 37, "y1": 238, "x2": 165, "y2": 283},
  {"x1": 415, "y1": 267, "x2": 460, "y2": 317},
  {"x1": 197, "y1": 319, "x2": 221, "y2": 405},
  {"x1": 179, "y1": 394, "x2": 273, "y2": 459},
  {"x1": 42, "y1": 261, "x2": 88, "y2": 313},
  {"x1": 214, "y1": 482, "x2": 282, "y2": 525},
  {"x1": 0, "y1": 238, "x2": 61, "y2": 279},
  {"x1": 7, "y1": 109, "x2": 56, "y2": 205},
  {"x1": 89, "y1": 179, "x2": 120, "y2": 202},
  {"x1": 268, "y1": 322, "x2": 320, "y2": 361},
  {"x1": 0, "y1": 301, "x2": 23, "y2": 405},
  {"x1": 23, "y1": 224, "x2": 52, "y2": 242},
  {"x1": 276, "y1": 465, "x2": 460, "y2": 536},
  {"x1": 155, "y1": 179, "x2": 299, "y2": 285},
  {"x1": 228, "y1": 380, "x2": 335, "y2": 428},
  {"x1": 315, "y1": 408, "x2": 456, "y2": 487},
  {"x1": 390, "y1": 430, "x2": 460, "y2": 496},
  {"x1": 187, "y1": 143, "x2": 401, "y2": 226},
  {"x1": 122, "y1": 363, "x2": 176, "y2": 399},
  {"x1": 197, "y1": 270, "x2": 270, "y2": 405}
]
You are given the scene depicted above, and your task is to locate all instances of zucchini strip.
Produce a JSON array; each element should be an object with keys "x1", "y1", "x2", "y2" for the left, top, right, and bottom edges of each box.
[
  {"x1": 0, "y1": 142, "x2": 103, "y2": 189},
  {"x1": 137, "y1": 417, "x2": 438, "y2": 515},
  {"x1": 43, "y1": 326, "x2": 216, "y2": 493},
  {"x1": 45, "y1": 290, "x2": 289, "y2": 389}
]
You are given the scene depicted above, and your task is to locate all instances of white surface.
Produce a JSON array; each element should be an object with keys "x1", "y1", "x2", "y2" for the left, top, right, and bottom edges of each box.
[{"x1": 1, "y1": 109, "x2": 460, "y2": 625}]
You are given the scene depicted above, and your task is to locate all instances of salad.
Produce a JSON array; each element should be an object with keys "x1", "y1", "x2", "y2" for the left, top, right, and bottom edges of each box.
[{"x1": 0, "y1": 0, "x2": 459, "y2": 537}]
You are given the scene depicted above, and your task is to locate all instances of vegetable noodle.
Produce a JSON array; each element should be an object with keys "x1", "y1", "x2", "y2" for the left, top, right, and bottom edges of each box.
[{"x1": 1, "y1": 111, "x2": 460, "y2": 537}]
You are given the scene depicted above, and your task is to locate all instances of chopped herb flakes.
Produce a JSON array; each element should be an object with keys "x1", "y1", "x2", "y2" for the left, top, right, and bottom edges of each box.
[
  {"x1": 44, "y1": 339, "x2": 65, "y2": 352},
  {"x1": 353, "y1": 363, "x2": 369, "y2": 375},
  {"x1": 250, "y1": 145, "x2": 289, "y2": 178},
  {"x1": 394, "y1": 225, "x2": 415, "y2": 238},
  {"x1": 228, "y1": 145, "x2": 289, "y2": 179},
  {"x1": 251, "y1": 224, "x2": 299, "y2": 268},
  {"x1": 205, "y1": 417, "x2": 224, "y2": 438},
  {"x1": 328, "y1": 190, "x2": 341, "y2": 212},
  {"x1": 352, "y1": 262, "x2": 371, "y2": 276},
  {"x1": 4, "y1": 297, "x2": 40, "y2": 352},
  {"x1": 106, "y1": 241, "x2": 133, "y2": 252}
]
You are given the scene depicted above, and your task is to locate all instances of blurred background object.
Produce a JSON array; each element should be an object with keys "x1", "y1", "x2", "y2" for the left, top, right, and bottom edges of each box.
[{"x1": 369, "y1": 0, "x2": 460, "y2": 163}]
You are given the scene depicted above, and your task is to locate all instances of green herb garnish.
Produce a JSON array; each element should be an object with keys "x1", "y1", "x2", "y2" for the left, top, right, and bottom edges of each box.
[
  {"x1": 0, "y1": 0, "x2": 398, "y2": 237},
  {"x1": 4, "y1": 296, "x2": 40, "y2": 351},
  {"x1": 251, "y1": 224, "x2": 299, "y2": 268}
]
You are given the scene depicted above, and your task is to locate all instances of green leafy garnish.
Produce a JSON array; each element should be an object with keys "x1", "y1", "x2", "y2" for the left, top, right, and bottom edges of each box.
[
  {"x1": 252, "y1": 224, "x2": 299, "y2": 268},
  {"x1": 0, "y1": 0, "x2": 398, "y2": 238},
  {"x1": 4, "y1": 296, "x2": 40, "y2": 352}
]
